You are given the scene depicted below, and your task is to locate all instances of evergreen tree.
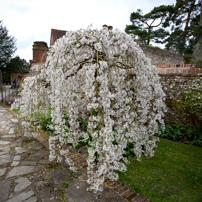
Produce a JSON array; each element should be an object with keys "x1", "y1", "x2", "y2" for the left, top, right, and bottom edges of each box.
[
  {"x1": 192, "y1": 2, "x2": 202, "y2": 61},
  {"x1": 0, "y1": 21, "x2": 16, "y2": 70},
  {"x1": 125, "y1": 5, "x2": 173, "y2": 45},
  {"x1": 165, "y1": 0, "x2": 202, "y2": 55},
  {"x1": 125, "y1": 0, "x2": 202, "y2": 55},
  {"x1": 6, "y1": 56, "x2": 29, "y2": 73}
]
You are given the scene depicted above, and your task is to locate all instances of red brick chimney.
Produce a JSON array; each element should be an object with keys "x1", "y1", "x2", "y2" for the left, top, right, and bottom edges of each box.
[{"x1": 30, "y1": 41, "x2": 48, "y2": 65}]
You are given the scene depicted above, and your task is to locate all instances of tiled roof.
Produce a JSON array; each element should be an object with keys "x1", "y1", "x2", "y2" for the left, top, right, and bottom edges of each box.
[{"x1": 50, "y1": 29, "x2": 67, "y2": 46}]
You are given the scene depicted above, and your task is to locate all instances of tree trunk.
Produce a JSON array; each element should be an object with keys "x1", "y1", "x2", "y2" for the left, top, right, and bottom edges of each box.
[
  {"x1": 192, "y1": 3, "x2": 202, "y2": 62},
  {"x1": 147, "y1": 27, "x2": 151, "y2": 45},
  {"x1": 183, "y1": 0, "x2": 196, "y2": 38}
]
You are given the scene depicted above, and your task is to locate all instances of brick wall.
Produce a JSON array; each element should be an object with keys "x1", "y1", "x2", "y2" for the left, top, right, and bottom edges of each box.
[{"x1": 155, "y1": 64, "x2": 202, "y2": 75}]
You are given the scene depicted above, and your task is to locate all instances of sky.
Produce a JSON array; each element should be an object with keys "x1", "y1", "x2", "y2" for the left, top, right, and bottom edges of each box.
[{"x1": 0, "y1": 0, "x2": 176, "y2": 62}]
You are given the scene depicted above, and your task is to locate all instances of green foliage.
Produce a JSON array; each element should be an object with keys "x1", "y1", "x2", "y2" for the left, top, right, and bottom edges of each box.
[
  {"x1": 124, "y1": 142, "x2": 135, "y2": 159},
  {"x1": 72, "y1": 142, "x2": 79, "y2": 148},
  {"x1": 63, "y1": 112, "x2": 70, "y2": 128},
  {"x1": 158, "y1": 122, "x2": 202, "y2": 147},
  {"x1": 90, "y1": 108, "x2": 98, "y2": 116},
  {"x1": 145, "y1": 44, "x2": 161, "y2": 50},
  {"x1": 39, "y1": 115, "x2": 54, "y2": 134},
  {"x1": 158, "y1": 124, "x2": 184, "y2": 141},
  {"x1": 94, "y1": 151, "x2": 100, "y2": 163},
  {"x1": 161, "y1": 89, "x2": 202, "y2": 146},
  {"x1": 165, "y1": 0, "x2": 202, "y2": 55},
  {"x1": 187, "y1": 126, "x2": 202, "y2": 147},
  {"x1": 125, "y1": 0, "x2": 202, "y2": 55},
  {"x1": 6, "y1": 56, "x2": 29, "y2": 73},
  {"x1": 40, "y1": 111, "x2": 71, "y2": 135},
  {"x1": 125, "y1": 6, "x2": 171, "y2": 45},
  {"x1": 0, "y1": 21, "x2": 16, "y2": 70},
  {"x1": 12, "y1": 107, "x2": 20, "y2": 113},
  {"x1": 2, "y1": 72, "x2": 10, "y2": 83},
  {"x1": 184, "y1": 54, "x2": 193, "y2": 63},
  {"x1": 118, "y1": 138, "x2": 202, "y2": 202},
  {"x1": 61, "y1": 181, "x2": 69, "y2": 188},
  {"x1": 76, "y1": 117, "x2": 88, "y2": 131}
]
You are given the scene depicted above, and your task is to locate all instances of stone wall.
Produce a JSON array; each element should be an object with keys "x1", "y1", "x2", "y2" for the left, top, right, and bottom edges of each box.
[
  {"x1": 156, "y1": 66, "x2": 202, "y2": 100},
  {"x1": 140, "y1": 44, "x2": 185, "y2": 65},
  {"x1": 160, "y1": 74, "x2": 201, "y2": 100},
  {"x1": 159, "y1": 71, "x2": 202, "y2": 126}
]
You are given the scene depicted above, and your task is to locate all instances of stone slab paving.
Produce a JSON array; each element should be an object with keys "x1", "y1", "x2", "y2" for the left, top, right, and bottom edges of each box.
[
  {"x1": 2, "y1": 134, "x2": 16, "y2": 138},
  {"x1": 0, "y1": 154, "x2": 11, "y2": 165},
  {"x1": 0, "y1": 140, "x2": 11, "y2": 145},
  {"x1": 10, "y1": 161, "x2": 20, "y2": 166},
  {"x1": 0, "y1": 105, "x2": 44, "y2": 202},
  {"x1": 66, "y1": 178, "x2": 128, "y2": 202},
  {"x1": 6, "y1": 166, "x2": 43, "y2": 178},
  {"x1": 23, "y1": 196, "x2": 38, "y2": 202},
  {"x1": 14, "y1": 177, "x2": 32, "y2": 192},
  {"x1": 0, "y1": 168, "x2": 6, "y2": 176},
  {"x1": 0, "y1": 180, "x2": 11, "y2": 202},
  {"x1": 15, "y1": 146, "x2": 29, "y2": 154},
  {"x1": 13, "y1": 155, "x2": 21, "y2": 161},
  {"x1": 6, "y1": 191, "x2": 35, "y2": 202},
  {"x1": 0, "y1": 104, "x2": 150, "y2": 202}
]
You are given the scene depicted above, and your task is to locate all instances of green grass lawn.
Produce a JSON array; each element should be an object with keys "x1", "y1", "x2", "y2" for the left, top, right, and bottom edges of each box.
[{"x1": 118, "y1": 138, "x2": 202, "y2": 202}]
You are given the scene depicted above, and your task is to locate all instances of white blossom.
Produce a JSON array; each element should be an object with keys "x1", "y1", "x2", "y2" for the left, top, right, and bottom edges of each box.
[{"x1": 11, "y1": 26, "x2": 166, "y2": 193}]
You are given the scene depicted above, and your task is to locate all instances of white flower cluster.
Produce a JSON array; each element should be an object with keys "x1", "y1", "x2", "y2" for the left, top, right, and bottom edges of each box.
[{"x1": 12, "y1": 26, "x2": 166, "y2": 192}]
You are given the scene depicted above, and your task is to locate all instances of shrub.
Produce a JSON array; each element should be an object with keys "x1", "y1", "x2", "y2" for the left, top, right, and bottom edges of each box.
[{"x1": 158, "y1": 124, "x2": 185, "y2": 141}]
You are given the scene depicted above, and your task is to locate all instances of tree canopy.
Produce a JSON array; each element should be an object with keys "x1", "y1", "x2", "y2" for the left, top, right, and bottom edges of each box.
[
  {"x1": 6, "y1": 56, "x2": 30, "y2": 73},
  {"x1": 166, "y1": 0, "x2": 202, "y2": 55},
  {"x1": 125, "y1": 6, "x2": 173, "y2": 45},
  {"x1": 125, "y1": 0, "x2": 202, "y2": 56},
  {"x1": 0, "y1": 21, "x2": 16, "y2": 70}
]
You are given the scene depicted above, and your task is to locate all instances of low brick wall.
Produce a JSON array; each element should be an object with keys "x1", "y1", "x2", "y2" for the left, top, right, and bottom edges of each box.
[
  {"x1": 155, "y1": 64, "x2": 191, "y2": 68},
  {"x1": 157, "y1": 67, "x2": 202, "y2": 75},
  {"x1": 154, "y1": 64, "x2": 202, "y2": 76}
]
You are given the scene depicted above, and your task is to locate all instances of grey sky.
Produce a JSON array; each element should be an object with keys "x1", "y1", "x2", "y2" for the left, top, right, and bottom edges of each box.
[{"x1": 0, "y1": 0, "x2": 176, "y2": 62}]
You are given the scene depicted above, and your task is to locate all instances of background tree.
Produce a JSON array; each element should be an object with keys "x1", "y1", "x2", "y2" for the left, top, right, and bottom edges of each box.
[
  {"x1": 192, "y1": 2, "x2": 202, "y2": 62},
  {"x1": 0, "y1": 21, "x2": 16, "y2": 71},
  {"x1": 165, "y1": 0, "x2": 202, "y2": 55},
  {"x1": 125, "y1": 0, "x2": 202, "y2": 58},
  {"x1": 125, "y1": 5, "x2": 173, "y2": 45},
  {"x1": 6, "y1": 56, "x2": 29, "y2": 73}
]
